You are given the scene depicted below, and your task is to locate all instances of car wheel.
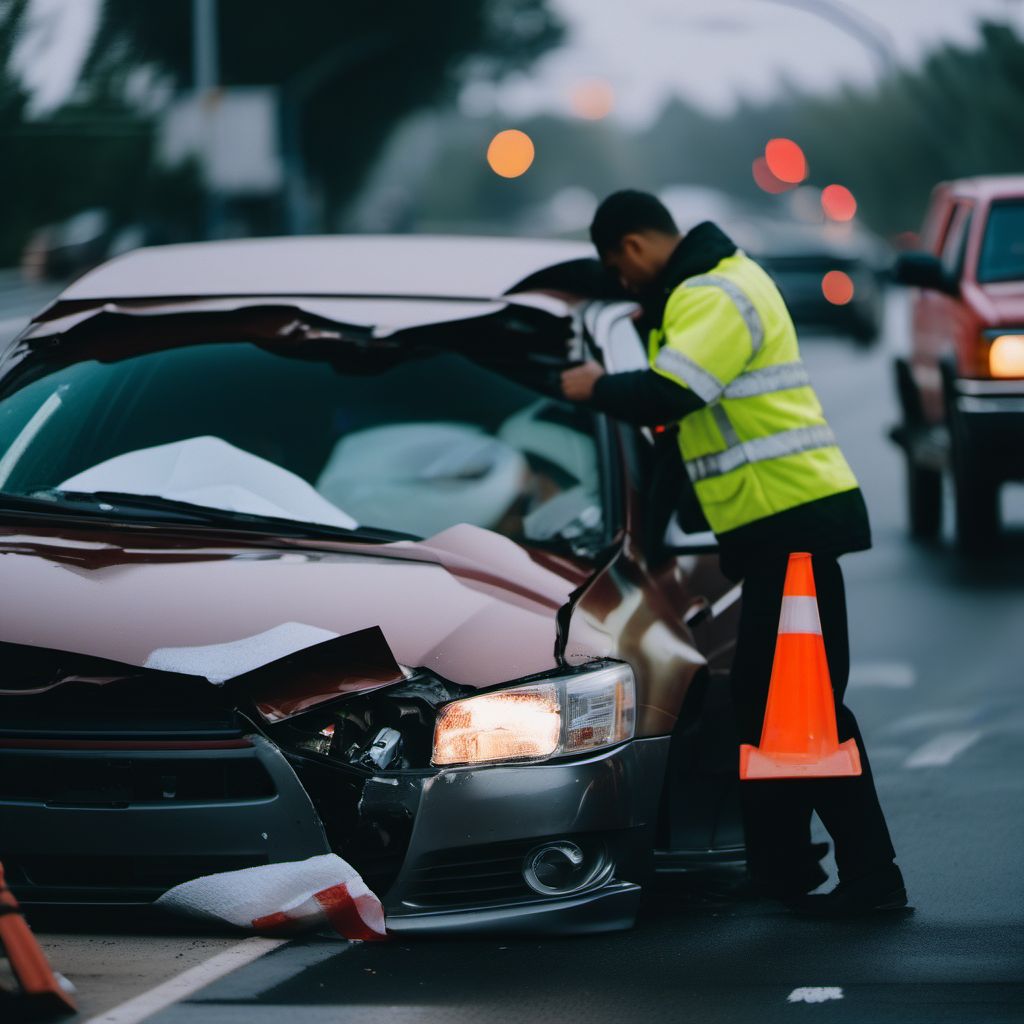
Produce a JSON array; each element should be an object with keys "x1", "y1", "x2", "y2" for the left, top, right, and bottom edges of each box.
[
  {"x1": 894, "y1": 357, "x2": 941, "y2": 539},
  {"x1": 906, "y1": 454, "x2": 942, "y2": 539},
  {"x1": 951, "y1": 442, "x2": 1000, "y2": 553}
]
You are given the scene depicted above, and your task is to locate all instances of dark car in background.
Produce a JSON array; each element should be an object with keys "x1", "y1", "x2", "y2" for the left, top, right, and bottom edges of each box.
[
  {"x1": 891, "y1": 175, "x2": 1024, "y2": 550},
  {"x1": 749, "y1": 216, "x2": 888, "y2": 345},
  {"x1": 0, "y1": 236, "x2": 744, "y2": 935},
  {"x1": 659, "y1": 186, "x2": 888, "y2": 344}
]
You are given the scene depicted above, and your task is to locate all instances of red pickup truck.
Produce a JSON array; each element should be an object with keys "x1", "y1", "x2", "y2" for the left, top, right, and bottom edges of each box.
[{"x1": 891, "y1": 175, "x2": 1024, "y2": 551}]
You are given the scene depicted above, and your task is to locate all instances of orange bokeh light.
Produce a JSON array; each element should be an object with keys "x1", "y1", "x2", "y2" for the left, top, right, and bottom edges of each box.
[
  {"x1": 752, "y1": 156, "x2": 793, "y2": 194},
  {"x1": 822, "y1": 270, "x2": 855, "y2": 305},
  {"x1": 487, "y1": 130, "x2": 535, "y2": 178},
  {"x1": 764, "y1": 138, "x2": 807, "y2": 184},
  {"x1": 569, "y1": 79, "x2": 615, "y2": 120},
  {"x1": 822, "y1": 184, "x2": 857, "y2": 221}
]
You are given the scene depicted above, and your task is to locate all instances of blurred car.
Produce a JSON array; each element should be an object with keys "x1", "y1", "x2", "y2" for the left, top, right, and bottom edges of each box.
[
  {"x1": 660, "y1": 186, "x2": 887, "y2": 344},
  {"x1": 20, "y1": 208, "x2": 113, "y2": 283},
  {"x1": 890, "y1": 175, "x2": 1024, "y2": 550},
  {"x1": 0, "y1": 236, "x2": 744, "y2": 935},
  {"x1": 21, "y1": 209, "x2": 172, "y2": 283},
  {"x1": 747, "y1": 217, "x2": 887, "y2": 345}
]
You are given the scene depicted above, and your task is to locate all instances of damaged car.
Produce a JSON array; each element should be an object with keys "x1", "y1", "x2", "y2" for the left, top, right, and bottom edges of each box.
[{"x1": 0, "y1": 235, "x2": 743, "y2": 935}]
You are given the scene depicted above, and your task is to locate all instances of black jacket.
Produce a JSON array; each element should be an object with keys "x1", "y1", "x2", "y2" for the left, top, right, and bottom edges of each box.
[{"x1": 586, "y1": 221, "x2": 871, "y2": 580}]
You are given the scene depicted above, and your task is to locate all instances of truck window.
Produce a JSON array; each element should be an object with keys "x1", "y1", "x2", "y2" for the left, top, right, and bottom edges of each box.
[
  {"x1": 940, "y1": 203, "x2": 973, "y2": 280},
  {"x1": 978, "y1": 200, "x2": 1024, "y2": 283}
]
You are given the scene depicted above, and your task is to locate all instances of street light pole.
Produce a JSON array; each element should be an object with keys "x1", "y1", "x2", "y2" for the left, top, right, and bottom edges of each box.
[
  {"x1": 192, "y1": 0, "x2": 225, "y2": 239},
  {"x1": 755, "y1": 0, "x2": 897, "y2": 77}
]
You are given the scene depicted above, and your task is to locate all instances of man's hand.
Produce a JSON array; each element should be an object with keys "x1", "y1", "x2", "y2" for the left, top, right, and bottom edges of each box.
[{"x1": 560, "y1": 361, "x2": 605, "y2": 402}]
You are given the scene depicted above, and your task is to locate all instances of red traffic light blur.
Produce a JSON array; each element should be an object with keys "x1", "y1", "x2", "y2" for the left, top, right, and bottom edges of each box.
[
  {"x1": 764, "y1": 138, "x2": 807, "y2": 184},
  {"x1": 822, "y1": 184, "x2": 857, "y2": 221}
]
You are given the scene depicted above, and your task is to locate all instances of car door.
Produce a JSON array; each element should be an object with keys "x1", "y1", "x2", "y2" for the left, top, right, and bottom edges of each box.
[
  {"x1": 915, "y1": 198, "x2": 974, "y2": 422},
  {"x1": 580, "y1": 300, "x2": 741, "y2": 648}
]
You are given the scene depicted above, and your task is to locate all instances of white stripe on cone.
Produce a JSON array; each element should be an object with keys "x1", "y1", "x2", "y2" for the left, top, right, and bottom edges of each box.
[
  {"x1": 778, "y1": 595, "x2": 822, "y2": 635},
  {"x1": 155, "y1": 853, "x2": 387, "y2": 941}
]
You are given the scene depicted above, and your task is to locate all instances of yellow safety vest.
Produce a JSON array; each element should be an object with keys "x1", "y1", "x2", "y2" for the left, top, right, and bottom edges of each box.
[{"x1": 647, "y1": 250, "x2": 860, "y2": 536}]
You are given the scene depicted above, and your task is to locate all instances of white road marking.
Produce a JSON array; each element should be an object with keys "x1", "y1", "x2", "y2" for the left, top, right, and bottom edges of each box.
[
  {"x1": 883, "y1": 707, "x2": 980, "y2": 737},
  {"x1": 849, "y1": 661, "x2": 916, "y2": 689},
  {"x1": 787, "y1": 987, "x2": 844, "y2": 1004},
  {"x1": 904, "y1": 729, "x2": 984, "y2": 769},
  {"x1": 81, "y1": 937, "x2": 288, "y2": 1024}
]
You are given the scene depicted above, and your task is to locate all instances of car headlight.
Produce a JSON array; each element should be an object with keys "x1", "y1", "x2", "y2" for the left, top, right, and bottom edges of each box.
[
  {"x1": 431, "y1": 663, "x2": 636, "y2": 767},
  {"x1": 988, "y1": 333, "x2": 1024, "y2": 378}
]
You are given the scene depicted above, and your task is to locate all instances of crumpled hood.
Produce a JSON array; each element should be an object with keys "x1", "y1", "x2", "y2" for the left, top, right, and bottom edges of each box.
[{"x1": 0, "y1": 521, "x2": 597, "y2": 714}]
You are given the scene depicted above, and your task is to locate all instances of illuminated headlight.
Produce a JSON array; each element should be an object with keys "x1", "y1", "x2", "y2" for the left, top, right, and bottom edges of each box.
[
  {"x1": 988, "y1": 334, "x2": 1024, "y2": 378},
  {"x1": 431, "y1": 664, "x2": 636, "y2": 767}
]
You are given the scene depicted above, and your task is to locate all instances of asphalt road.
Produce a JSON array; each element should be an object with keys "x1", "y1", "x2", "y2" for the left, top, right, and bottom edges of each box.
[{"x1": 8, "y1": 285, "x2": 1024, "y2": 1024}]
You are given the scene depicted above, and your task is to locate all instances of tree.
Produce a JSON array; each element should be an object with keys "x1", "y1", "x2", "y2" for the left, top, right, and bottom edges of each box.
[{"x1": 84, "y1": 0, "x2": 564, "y2": 229}]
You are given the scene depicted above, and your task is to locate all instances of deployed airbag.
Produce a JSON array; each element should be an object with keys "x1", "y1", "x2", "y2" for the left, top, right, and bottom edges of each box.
[
  {"x1": 156, "y1": 853, "x2": 387, "y2": 941},
  {"x1": 58, "y1": 435, "x2": 358, "y2": 529}
]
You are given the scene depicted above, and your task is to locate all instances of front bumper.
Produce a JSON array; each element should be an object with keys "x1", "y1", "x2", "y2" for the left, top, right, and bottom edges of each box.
[
  {"x1": 1, "y1": 731, "x2": 670, "y2": 934},
  {"x1": 954, "y1": 378, "x2": 1024, "y2": 478},
  {"x1": 0, "y1": 736, "x2": 330, "y2": 903},
  {"x1": 380, "y1": 736, "x2": 670, "y2": 934}
]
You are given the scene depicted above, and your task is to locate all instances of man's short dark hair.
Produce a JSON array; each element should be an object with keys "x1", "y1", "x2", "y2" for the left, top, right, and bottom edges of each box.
[{"x1": 590, "y1": 190, "x2": 679, "y2": 256}]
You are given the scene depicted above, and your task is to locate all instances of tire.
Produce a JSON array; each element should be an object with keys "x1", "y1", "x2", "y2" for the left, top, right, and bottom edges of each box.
[
  {"x1": 894, "y1": 357, "x2": 941, "y2": 540},
  {"x1": 951, "y1": 442, "x2": 1000, "y2": 553},
  {"x1": 939, "y1": 355, "x2": 1001, "y2": 553},
  {"x1": 906, "y1": 454, "x2": 942, "y2": 539}
]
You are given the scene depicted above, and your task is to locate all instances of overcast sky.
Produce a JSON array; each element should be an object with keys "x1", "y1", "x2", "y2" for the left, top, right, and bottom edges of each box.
[
  {"x1": 481, "y1": 0, "x2": 1024, "y2": 125},
  {"x1": 14, "y1": 0, "x2": 1024, "y2": 125}
]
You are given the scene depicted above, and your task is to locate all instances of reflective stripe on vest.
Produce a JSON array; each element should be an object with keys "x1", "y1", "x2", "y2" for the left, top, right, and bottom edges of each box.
[
  {"x1": 686, "y1": 424, "x2": 838, "y2": 483},
  {"x1": 721, "y1": 361, "x2": 811, "y2": 399},
  {"x1": 684, "y1": 273, "x2": 765, "y2": 355},
  {"x1": 653, "y1": 346, "x2": 724, "y2": 403}
]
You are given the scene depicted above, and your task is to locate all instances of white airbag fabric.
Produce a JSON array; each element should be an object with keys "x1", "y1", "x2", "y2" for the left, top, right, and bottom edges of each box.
[
  {"x1": 144, "y1": 621, "x2": 340, "y2": 683},
  {"x1": 58, "y1": 435, "x2": 358, "y2": 529},
  {"x1": 156, "y1": 854, "x2": 387, "y2": 941}
]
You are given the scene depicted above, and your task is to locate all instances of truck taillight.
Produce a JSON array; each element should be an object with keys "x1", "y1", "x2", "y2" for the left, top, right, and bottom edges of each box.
[{"x1": 989, "y1": 334, "x2": 1024, "y2": 378}]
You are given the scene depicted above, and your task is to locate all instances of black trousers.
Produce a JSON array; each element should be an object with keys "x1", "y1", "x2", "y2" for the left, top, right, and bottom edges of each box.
[{"x1": 729, "y1": 551, "x2": 897, "y2": 882}]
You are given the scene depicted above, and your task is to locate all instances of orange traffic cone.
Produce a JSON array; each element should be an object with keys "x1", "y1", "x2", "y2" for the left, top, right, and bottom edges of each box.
[
  {"x1": 0, "y1": 862, "x2": 77, "y2": 1017},
  {"x1": 739, "y1": 552, "x2": 862, "y2": 780}
]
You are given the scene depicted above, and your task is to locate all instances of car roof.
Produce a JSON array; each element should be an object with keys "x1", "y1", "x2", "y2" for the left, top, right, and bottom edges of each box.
[
  {"x1": 938, "y1": 175, "x2": 1024, "y2": 202},
  {"x1": 59, "y1": 235, "x2": 595, "y2": 303}
]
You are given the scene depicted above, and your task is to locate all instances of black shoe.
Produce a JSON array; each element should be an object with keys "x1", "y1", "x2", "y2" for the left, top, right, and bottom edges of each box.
[
  {"x1": 789, "y1": 863, "x2": 909, "y2": 917},
  {"x1": 715, "y1": 842, "x2": 830, "y2": 903}
]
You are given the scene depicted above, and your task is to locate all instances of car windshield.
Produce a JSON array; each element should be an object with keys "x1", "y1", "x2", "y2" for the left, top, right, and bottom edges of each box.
[
  {"x1": 977, "y1": 200, "x2": 1024, "y2": 283},
  {"x1": 0, "y1": 341, "x2": 604, "y2": 549}
]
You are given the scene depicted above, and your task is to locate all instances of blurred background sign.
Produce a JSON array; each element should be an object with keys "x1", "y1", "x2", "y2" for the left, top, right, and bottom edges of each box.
[{"x1": 159, "y1": 87, "x2": 282, "y2": 195}]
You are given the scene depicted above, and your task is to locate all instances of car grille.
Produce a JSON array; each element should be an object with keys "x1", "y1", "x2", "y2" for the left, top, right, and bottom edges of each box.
[
  {"x1": 4, "y1": 853, "x2": 268, "y2": 890},
  {"x1": 0, "y1": 748, "x2": 274, "y2": 805}
]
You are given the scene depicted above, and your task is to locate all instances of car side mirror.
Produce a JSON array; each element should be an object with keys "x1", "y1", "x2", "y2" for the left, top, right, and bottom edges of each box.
[{"x1": 891, "y1": 252, "x2": 957, "y2": 294}]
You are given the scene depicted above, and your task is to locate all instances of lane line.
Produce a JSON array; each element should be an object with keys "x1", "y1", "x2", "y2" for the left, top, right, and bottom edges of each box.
[
  {"x1": 81, "y1": 937, "x2": 288, "y2": 1024},
  {"x1": 904, "y1": 729, "x2": 984, "y2": 769},
  {"x1": 787, "y1": 987, "x2": 844, "y2": 1003},
  {"x1": 849, "y1": 661, "x2": 916, "y2": 689}
]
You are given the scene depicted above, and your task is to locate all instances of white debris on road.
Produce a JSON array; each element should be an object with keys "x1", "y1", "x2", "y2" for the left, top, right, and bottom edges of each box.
[{"x1": 156, "y1": 853, "x2": 388, "y2": 941}]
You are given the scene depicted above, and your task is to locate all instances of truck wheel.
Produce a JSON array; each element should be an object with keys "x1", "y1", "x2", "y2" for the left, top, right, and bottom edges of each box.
[
  {"x1": 952, "y1": 462, "x2": 1000, "y2": 552},
  {"x1": 906, "y1": 455, "x2": 942, "y2": 539},
  {"x1": 940, "y1": 355, "x2": 1001, "y2": 553}
]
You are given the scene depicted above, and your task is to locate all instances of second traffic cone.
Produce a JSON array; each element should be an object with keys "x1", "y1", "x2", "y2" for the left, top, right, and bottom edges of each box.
[
  {"x1": 739, "y1": 552, "x2": 862, "y2": 780},
  {"x1": 0, "y1": 862, "x2": 77, "y2": 1018}
]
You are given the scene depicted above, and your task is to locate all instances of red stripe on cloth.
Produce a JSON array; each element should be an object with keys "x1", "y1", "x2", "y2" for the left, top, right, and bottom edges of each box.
[
  {"x1": 251, "y1": 910, "x2": 299, "y2": 934},
  {"x1": 314, "y1": 884, "x2": 387, "y2": 941}
]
